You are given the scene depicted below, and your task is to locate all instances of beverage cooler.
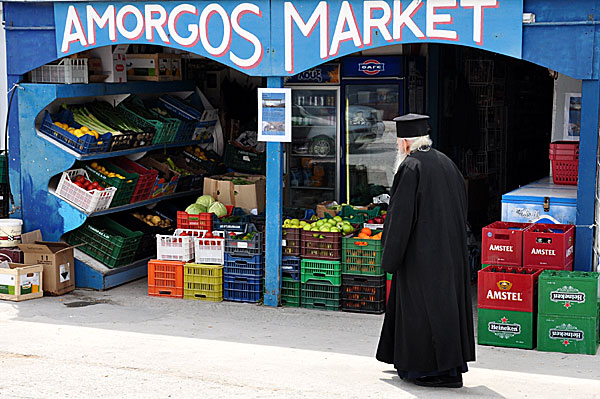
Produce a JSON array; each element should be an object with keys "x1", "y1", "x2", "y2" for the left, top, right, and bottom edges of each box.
[{"x1": 284, "y1": 57, "x2": 425, "y2": 208}]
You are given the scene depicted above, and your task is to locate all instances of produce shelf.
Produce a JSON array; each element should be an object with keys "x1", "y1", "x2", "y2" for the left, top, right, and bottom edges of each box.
[{"x1": 49, "y1": 187, "x2": 202, "y2": 217}]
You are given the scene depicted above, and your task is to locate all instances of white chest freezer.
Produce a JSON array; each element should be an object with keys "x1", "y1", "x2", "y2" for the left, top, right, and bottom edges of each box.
[{"x1": 501, "y1": 177, "x2": 577, "y2": 225}]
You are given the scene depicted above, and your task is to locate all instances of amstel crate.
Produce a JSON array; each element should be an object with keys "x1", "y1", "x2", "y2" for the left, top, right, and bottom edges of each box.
[
  {"x1": 538, "y1": 270, "x2": 599, "y2": 317},
  {"x1": 281, "y1": 277, "x2": 301, "y2": 307},
  {"x1": 342, "y1": 233, "x2": 383, "y2": 275},
  {"x1": 482, "y1": 221, "x2": 530, "y2": 266},
  {"x1": 82, "y1": 161, "x2": 139, "y2": 207},
  {"x1": 67, "y1": 217, "x2": 142, "y2": 268},
  {"x1": 224, "y1": 253, "x2": 264, "y2": 277},
  {"x1": 301, "y1": 230, "x2": 342, "y2": 261},
  {"x1": 523, "y1": 224, "x2": 575, "y2": 270},
  {"x1": 194, "y1": 232, "x2": 225, "y2": 265},
  {"x1": 341, "y1": 274, "x2": 386, "y2": 314},
  {"x1": 156, "y1": 229, "x2": 205, "y2": 262},
  {"x1": 55, "y1": 169, "x2": 116, "y2": 213},
  {"x1": 537, "y1": 312, "x2": 599, "y2": 355},
  {"x1": 111, "y1": 157, "x2": 158, "y2": 203},
  {"x1": 478, "y1": 265, "x2": 543, "y2": 312},
  {"x1": 301, "y1": 279, "x2": 341, "y2": 311},
  {"x1": 148, "y1": 259, "x2": 184, "y2": 298},
  {"x1": 177, "y1": 211, "x2": 213, "y2": 231},
  {"x1": 477, "y1": 308, "x2": 536, "y2": 349},
  {"x1": 183, "y1": 263, "x2": 223, "y2": 301},
  {"x1": 282, "y1": 256, "x2": 301, "y2": 281},
  {"x1": 301, "y1": 259, "x2": 341, "y2": 286},
  {"x1": 225, "y1": 224, "x2": 263, "y2": 258},
  {"x1": 282, "y1": 227, "x2": 302, "y2": 257},
  {"x1": 223, "y1": 275, "x2": 262, "y2": 303}
]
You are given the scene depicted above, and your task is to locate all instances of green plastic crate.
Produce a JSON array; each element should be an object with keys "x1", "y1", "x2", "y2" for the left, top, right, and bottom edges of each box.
[
  {"x1": 82, "y1": 161, "x2": 139, "y2": 207},
  {"x1": 538, "y1": 270, "x2": 599, "y2": 317},
  {"x1": 0, "y1": 154, "x2": 7, "y2": 184},
  {"x1": 342, "y1": 232, "x2": 383, "y2": 275},
  {"x1": 478, "y1": 308, "x2": 536, "y2": 349},
  {"x1": 340, "y1": 205, "x2": 380, "y2": 222},
  {"x1": 301, "y1": 259, "x2": 341, "y2": 286},
  {"x1": 117, "y1": 101, "x2": 178, "y2": 144},
  {"x1": 281, "y1": 277, "x2": 300, "y2": 307},
  {"x1": 223, "y1": 144, "x2": 266, "y2": 174},
  {"x1": 301, "y1": 279, "x2": 340, "y2": 311},
  {"x1": 537, "y1": 312, "x2": 599, "y2": 355},
  {"x1": 67, "y1": 217, "x2": 142, "y2": 268}
]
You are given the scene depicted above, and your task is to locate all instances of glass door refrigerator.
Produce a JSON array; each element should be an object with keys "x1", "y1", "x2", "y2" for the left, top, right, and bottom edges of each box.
[
  {"x1": 284, "y1": 65, "x2": 341, "y2": 208},
  {"x1": 341, "y1": 56, "x2": 425, "y2": 205}
]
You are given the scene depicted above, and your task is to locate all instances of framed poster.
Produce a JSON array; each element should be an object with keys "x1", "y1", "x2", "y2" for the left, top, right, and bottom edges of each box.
[
  {"x1": 563, "y1": 93, "x2": 581, "y2": 140},
  {"x1": 258, "y1": 88, "x2": 292, "y2": 142}
]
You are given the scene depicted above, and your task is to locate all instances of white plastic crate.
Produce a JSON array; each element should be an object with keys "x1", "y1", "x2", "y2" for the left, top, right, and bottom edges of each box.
[
  {"x1": 156, "y1": 229, "x2": 204, "y2": 262},
  {"x1": 55, "y1": 169, "x2": 116, "y2": 213},
  {"x1": 194, "y1": 231, "x2": 226, "y2": 265},
  {"x1": 30, "y1": 58, "x2": 89, "y2": 84}
]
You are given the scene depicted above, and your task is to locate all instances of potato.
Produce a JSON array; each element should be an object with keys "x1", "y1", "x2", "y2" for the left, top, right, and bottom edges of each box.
[{"x1": 151, "y1": 216, "x2": 161, "y2": 225}]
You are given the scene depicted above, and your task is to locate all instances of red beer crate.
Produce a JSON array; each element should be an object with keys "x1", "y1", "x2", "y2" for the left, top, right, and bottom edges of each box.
[
  {"x1": 523, "y1": 224, "x2": 575, "y2": 270},
  {"x1": 477, "y1": 265, "x2": 543, "y2": 312},
  {"x1": 482, "y1": 222, "x2": 530, "y2": 266}
]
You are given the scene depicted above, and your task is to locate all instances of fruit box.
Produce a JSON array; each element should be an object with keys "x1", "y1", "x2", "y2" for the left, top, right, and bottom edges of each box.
[
  {"x1": 477, "y1": 265, "x2": 543, "y2": 312},
  {"x1": 203, "y1": 173, "x2": 266, "y2": 213},
  {"x1": 0, "y1": 263, "x2": 44, "y2": 301},
  {"x1": 18, "y1": 230, "x2": 76, "y2": 296}
]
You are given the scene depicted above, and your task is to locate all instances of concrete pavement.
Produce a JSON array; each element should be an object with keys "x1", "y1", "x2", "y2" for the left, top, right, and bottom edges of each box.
[{"x1": 0, "y1": 279, "x2": 599, "y2": 398}]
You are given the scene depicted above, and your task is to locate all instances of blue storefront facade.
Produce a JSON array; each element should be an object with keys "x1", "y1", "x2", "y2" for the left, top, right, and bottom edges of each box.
[{"x1": 3, "y1": 0, "x2": 600, "y2": 306}]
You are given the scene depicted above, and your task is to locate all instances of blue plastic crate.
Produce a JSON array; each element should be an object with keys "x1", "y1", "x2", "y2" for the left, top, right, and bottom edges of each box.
[
  {"x1": 282, "y1": 256, "x2": 301, "y2": 281},
  {"x1": 224, "y1": 275, "x2": 262, "y2": 303},
  {"x1": 224, "y1": 253, "x2": 264, "y2": 277},
  {"x1": 40, "y1": 110, "x2": 112, "y2": 155}
]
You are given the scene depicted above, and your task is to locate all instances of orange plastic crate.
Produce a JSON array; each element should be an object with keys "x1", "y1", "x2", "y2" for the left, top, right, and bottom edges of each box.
[{"x1": 148, "y1": 259, "x2": 184, "y2": 298}]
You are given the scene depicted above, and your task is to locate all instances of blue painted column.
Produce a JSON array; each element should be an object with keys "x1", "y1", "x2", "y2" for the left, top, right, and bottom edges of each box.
[
  {"x1": 574, "y1": 80, "x2": 599, "y2": 271},
  {"x1": 264, "y1": 77, "x2": 284, "y2": 307},
  {"x1": 7, "y1": 74, "x2": 22, "y2": 219}
]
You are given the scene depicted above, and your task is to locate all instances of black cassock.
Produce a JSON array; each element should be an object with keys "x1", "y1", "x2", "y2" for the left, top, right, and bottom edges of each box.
[{"x1": 376, "y1": 148, "x2": 475, "y2": 377}]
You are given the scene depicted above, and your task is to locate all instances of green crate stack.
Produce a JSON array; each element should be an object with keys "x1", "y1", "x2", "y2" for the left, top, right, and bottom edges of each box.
[
  {"x1": 281, "y1": 277, "x2": 300, "y2": 307},
  {"x1": 537, "y1": 270, "x2": 600, "y2": 355},
  {"x1": 300, "y1": 259, "x2": 341, "y2": 311}
]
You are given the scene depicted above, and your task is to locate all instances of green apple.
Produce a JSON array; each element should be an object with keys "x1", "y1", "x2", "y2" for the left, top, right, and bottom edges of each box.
[
  {"x1": 300, "y1": 221, "x2": 307, "y2": 227},
  {"x1": 316, "y1": 220, "x2": 324, "y2": 227},
  {"x1": 342, "y1": 224, "x2": 354, "y2": 234},
  {"x1": 333, "y1": 216, "x2": 342, "y2": 222},
  {"x1": 330, "y1": 227, "x2": 340, "y2": 233},
  {"x1": 320, "y1": 226, "x2": 331, "y2": 232},
  {"x1": 303, "y1": 224, "x2": 312, "y2": 231},
  {"x1": 327, "y1": 219, "x2": 336, "y2": 225}
]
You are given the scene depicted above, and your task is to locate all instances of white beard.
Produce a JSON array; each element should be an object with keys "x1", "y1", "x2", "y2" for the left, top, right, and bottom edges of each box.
[{"x1": 393, "y1": 147, "x2": 407, "y2": 174}]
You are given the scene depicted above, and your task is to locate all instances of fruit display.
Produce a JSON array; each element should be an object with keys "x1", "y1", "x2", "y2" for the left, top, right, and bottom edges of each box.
[
  {"x1": 184, "y1": 195, "x2": 228, "y2": 217},
  {"x1": 356, "y1": 227, "x2": 382, "y2": 240},
  {"x1": 284, "y1": 216, "x2": 356, "y2": 235},
  {"x1": 72, "y1": 174, "x2": 105, "y2": 191},
  {"x1": 53, "y1": 121, "x2": 99, "y2": 140},
  {"x1": 185, "y1": 146, "x2": 217, "y2": 162},
  {"x1": 131, "y1": 212, "x2": 171, "y2": 228},
  {"x1": 89, "y1": 162, "x2": 133, "y2": 182}
]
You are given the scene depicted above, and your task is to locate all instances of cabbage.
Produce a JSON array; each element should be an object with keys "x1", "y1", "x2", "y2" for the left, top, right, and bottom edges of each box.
[
  {"x1": 196, "y1": 195, "x2": 215, "y2": 208},
  {"x1": 185, "y1": 203, "x2": 206, "y2": 215},
  {"x1": 208, "y1": 201, "x2": 228, "y2": 218}
]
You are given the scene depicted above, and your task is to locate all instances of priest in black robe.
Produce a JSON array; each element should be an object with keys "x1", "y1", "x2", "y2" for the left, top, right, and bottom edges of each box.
[{"x1": 376, "y1": 114, "x2": 475, "y2": 388}]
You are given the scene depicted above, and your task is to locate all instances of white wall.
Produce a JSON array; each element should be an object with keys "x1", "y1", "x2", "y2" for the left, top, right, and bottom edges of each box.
[{"x1": 551, "y1": 73, "x2": 582, "y2": 143}]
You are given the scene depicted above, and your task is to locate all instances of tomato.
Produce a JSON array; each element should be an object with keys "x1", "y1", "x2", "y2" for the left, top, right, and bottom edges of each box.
[
  {"x1": 97, "y1": 186, "x2": 105, "y2": 191},
  {"x1": 179, "y1": 232, "x2": 188, "y2": 236},
  {"x1": 205, "y1": 232, "x2": 213, "y2": 239},
  {"x1": 74, "y1": 181, "x2": 84, "y2": 188},
  {"x1": 74, "y1": 175, "x2": 85, "y2": 183},
  {"x1": 91, "y1": 181, "x2": 100, "y2": 189}
]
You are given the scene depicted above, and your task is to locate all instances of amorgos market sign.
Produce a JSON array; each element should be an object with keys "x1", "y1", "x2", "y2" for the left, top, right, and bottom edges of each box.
[{"x1": 54, "y1": 0, "x2": 523, "y2": 76}]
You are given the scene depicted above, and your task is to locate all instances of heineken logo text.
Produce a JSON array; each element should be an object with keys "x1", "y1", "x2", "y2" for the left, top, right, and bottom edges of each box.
[
  {"x1": 489, "y1": 244, "x2": 513, "y2": 252},
  {"x1": 486, "y1": 290, "x2": 522, "y2": 301},
  {"x1": 489, "y1": 322, "x2": 521, "y2": 334},
  {"x1": 550, "y1": 291, "x2": 585, "y2": 303},
  {"x1": 549, "y1": 329, "x2": 584, "y2": 341}
]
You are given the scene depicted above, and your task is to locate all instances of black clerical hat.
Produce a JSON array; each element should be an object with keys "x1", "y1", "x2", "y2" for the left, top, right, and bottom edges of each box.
[{"x1": 393, "y1": 114, "x2": 431, "y2": 138}]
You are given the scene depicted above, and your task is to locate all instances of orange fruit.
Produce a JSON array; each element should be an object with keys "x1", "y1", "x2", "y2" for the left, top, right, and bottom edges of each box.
[
  {"x1": 357, "y1": 233, "x2": 370, "y2": 239},
  {"x1": 360, "y1": 227, "x2": 372, "y2": 236}
]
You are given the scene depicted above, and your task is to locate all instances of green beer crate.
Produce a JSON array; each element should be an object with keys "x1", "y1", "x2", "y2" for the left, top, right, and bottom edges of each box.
[
  {"x1": 538, "y1": 270, "x2": 599, "y2": 317},
  {"x1": 477, "y1": 308, "x2": 536, "y2": 349},
  {"x1": 537, "y1": 312, "x2": 599, "y2": 355}
]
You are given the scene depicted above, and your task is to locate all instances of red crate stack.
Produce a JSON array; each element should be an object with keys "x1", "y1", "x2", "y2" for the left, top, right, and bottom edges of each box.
[
  {"x1": 549, "y1": 141, "x2": 579, "y2": 185},
  {"x1": 522, "y1": 224, "x2": 575, "y2": 270},
  {"x1": 482, "y1": 222, "x2": 530, "y2": 266}
]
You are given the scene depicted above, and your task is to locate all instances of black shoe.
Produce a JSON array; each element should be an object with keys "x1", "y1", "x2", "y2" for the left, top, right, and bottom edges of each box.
[{"x1": 414, "y1": 374, "x2": 463, "y2": 388}]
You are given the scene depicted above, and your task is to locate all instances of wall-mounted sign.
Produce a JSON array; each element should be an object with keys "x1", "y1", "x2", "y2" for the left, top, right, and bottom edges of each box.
[
  {"x1": 55, "y1": 0, "x2": 523, "y2": 77},
  {"x1": 284, "y1": 64, "x2": 340, "y2": 84},
  {"x1": 258, "y1": 88, "x2": 292, "y2": 142}
]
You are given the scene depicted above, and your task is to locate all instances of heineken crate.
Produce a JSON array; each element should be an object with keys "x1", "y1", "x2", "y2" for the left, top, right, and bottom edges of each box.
[
  {"x1": 482, "y1": 221, "x2": 530, "y2": 266},
  {"x1": 281, "y1": 277, "x2": 300, "y2": 307},
  {"x1": 301, "y1": 259, "x2": 341, "y2": 286},
  {"x1": 341, "y1": 274, "x2": 386, "y2": 314},
  {"x1": 301, "y1": 279, "x2": 341, "y2": 311},
  {"x1": 523, "y1": 223, "x2": 575, "y2": 270},
  {"x1": 183, "y1": 263, "x2": 223, "y2": 302},
  {"x1": 538, "y1": 270, "x2": 599, "y2": 317},
  {"x1": 342, "y1": 232, "x2": 383, "y2": 275},
  {"x1": 477, "y1": 307, "x2": 536, "y2": 349},
  {"x1": 478, "y1": 265, "x2": 543, "y2": 312},
  {"x1": 537, "y1": 312, "x2": 599, "y2": 355}
]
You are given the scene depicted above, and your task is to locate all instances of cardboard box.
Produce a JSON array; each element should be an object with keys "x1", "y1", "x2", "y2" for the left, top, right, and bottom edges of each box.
[
  {"x1": 203, "y1": 173, "x2": 266, "y2": 213},
  {"x1": 316, "y1": 201, "x2": 338, "y2": 219},
  {"x1": 127, "y1": 53, "x2": 182, "y2": 81},
  {"x1": 0, "y1": 263, "x2": 43, "y2": 302},
  {"x1": 90, "y1": 44, "x2": 128, "y2": 83},
  {"x1": 0, "y1": 247, "x2": 24, "y2": 263},
  {"x1": 18, "y1": 230, "x2": 76, "y2": 296}
]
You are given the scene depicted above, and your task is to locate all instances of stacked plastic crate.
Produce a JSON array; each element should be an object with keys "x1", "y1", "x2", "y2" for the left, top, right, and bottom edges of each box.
[
  {"x1": 281, "y1": 226, "x2": 302, "y2": 307},
  {"x1": 223, "y1": 224, "x2": 264, "y2": 303},
  {"x1": 183, "y1": 232, "x2": 225, "y2": 302},
  {"x1": 537, "y1": 271, "x2": 599, "y2": 355},
  {"x1": 300, "y1": 229, "x2": 343, "y2": 311},
  {"x1": 341, "y1": 231, "x2": 385, "y2": 314}
]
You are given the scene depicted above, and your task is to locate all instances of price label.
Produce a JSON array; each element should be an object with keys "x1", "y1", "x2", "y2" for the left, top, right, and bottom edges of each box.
[
  {"x1": 243, "y1": 156, "x2": 251, "y2": 162},
  {"x1": 282, "y1": 239, "x2": 287, "y2": 246},
  {"x1": 237, "y1": 242, "x2": 248, "y2": 249}
]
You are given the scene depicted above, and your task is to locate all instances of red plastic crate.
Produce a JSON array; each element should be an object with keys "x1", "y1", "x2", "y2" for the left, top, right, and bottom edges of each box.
[
  {"x1": 177, "y1": 211, "x2": 213, "y2": 231},
  {"x1": 301, "y1": 230, "x2": 342, "y2": 261},
  {"x1": 482, "y1": 222, "x2": 530, "y2": 266},
  {"x1": 523, "y1": 224, "x2": 575, "y2": 270},
  {"x1": 478, "y1": 265, "x2": 543, "y2": 312},
  {"x1": 549, "y1": 141, "x2": 579, "y2": 161},
  {"x1": 148, "y1": 259, "x2": 184, "y2": 298},
  {"x1": 551, "y1": 160, "x2": 579, "y2": 185},
  {"x1": 112, "y1": 157, "x2": 158, "y2": 203}
]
